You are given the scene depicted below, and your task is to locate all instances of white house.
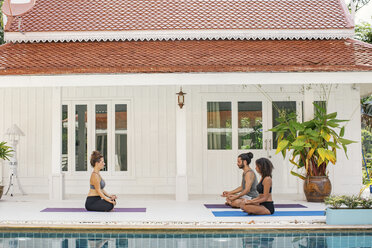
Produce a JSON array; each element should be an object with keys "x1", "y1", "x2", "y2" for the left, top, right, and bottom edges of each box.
[{"x1": 0, "y1": 0, "x2": 371, "y2": 201}]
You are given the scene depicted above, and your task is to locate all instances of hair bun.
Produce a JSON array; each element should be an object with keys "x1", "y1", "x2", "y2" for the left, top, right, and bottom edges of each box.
[
  {"x1": 247, "y1": 152, "x2": 253, "y2": 159},
  {"x1": 90, "y1": 150, "x2": 103, "y2": 167}
]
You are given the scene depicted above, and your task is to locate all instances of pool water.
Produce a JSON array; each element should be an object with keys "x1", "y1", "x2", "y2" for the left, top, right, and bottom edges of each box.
[{"x1": 0, "y1": 230, "x2": 371, "y2": 248}]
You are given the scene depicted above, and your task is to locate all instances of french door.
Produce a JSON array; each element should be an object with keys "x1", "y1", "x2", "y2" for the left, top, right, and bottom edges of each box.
[{"x1": 203, "y1": 94, "x2": 302, "y2": 194}]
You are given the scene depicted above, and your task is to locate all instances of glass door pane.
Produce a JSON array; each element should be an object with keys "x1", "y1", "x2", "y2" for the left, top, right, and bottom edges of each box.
[
  {"x1": 62, "y1": 105, "x2": 68, "y2": 171},
  {"x1": 95, "y1": 104, "x2": 108, "y2": 171},
  {"x1": 207, "y1": 102, "x2": 232, "y2": 150},
  {"x1": 115, "y1": 104, "x2": 127, "y2": 171},
  {"x1": 75, "y1": 105, "x2": 87, "y2": 171},
  {"x1": 272, "y1": 101, "x2": 296, "y2": 149},
  {"x1": 238, "y1": 102, "x2": 263, "y2": 150}
]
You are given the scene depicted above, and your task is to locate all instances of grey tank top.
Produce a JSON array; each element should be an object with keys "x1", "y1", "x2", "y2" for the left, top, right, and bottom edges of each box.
[
  {"x1": 90, "y1": 173, "x2": 105, "y2": 190},
  {"x1": 242, "y1": 170, "x2": 259, "y2": 198}
]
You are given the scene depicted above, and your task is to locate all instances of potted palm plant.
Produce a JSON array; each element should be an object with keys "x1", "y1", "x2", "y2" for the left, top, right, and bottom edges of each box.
[
  {"x1": 0, "y1": 141, "x2": 12, "y2": 199},
  {"x1": 270, "y1": 103, "x2": 355, "y2": 202}
]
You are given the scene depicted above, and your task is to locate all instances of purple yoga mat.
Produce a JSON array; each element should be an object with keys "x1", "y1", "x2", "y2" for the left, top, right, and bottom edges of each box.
[
  {"x1": 41, "y1": 208, "x2": 146, "y2": 212},
  {"x1": 204, "y1": 204, "x2": 307, "y2": 209}
]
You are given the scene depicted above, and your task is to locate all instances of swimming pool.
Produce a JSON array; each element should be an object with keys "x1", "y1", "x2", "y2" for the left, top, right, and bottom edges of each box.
[{"x1": 0, "y1": 229, "x2": 371, "y2": 248}]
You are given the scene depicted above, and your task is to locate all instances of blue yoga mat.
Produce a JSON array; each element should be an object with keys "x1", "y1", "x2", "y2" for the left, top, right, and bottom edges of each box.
[{"x1": 212, "y1": 210, "x2": 325, "y2": 217}]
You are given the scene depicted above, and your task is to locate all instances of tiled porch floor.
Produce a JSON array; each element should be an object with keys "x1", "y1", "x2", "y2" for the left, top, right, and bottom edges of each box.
[{"x1": 0, "y1": 193, "x2": 338, "y2": 229}]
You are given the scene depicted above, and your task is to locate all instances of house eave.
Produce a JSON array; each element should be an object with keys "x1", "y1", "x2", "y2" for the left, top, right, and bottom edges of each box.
[
  {"x1": 0, "y1": 71, "x2": 371, "y2": 88},
  {"x1": 4, "y1": 29, "x2": 355, "y2": 43}
]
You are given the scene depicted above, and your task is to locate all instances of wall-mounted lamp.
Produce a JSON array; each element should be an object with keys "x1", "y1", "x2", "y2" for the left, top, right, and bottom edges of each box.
[{"x1": 176, "y1": 87, "x2": 186, "y2": 109}]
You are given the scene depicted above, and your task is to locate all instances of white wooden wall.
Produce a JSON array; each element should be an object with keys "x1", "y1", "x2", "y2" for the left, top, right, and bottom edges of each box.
[
  {"x1": 0, "y1": 83, "x2": 363, "y2": 196},
  {"x1": 327, "y1": 84, "x2": 363, "y2": 194},
  {"x1": 62, "y1": 86, "x2": 178, "y2": 195},
  {"x1": 0, "y1": 88, "x2": 53, "y2": 193}
]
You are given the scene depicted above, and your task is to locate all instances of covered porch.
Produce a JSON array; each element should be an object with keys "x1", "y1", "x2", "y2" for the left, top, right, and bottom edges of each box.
[{"x1": 0, "y1": 193, "x2": 328, "y2": 228}]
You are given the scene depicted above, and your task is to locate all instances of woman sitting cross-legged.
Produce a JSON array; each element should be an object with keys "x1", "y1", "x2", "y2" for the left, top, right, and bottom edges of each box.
[
  {"x1": 222, "y1": 152, "x2": 259, "y2": 208},
  {"x1": 240, "y1": 157, "x2": 275, "y2": 215},
  {"x1": 85, "y1": 151, "x2": 117, "y2": 212}
]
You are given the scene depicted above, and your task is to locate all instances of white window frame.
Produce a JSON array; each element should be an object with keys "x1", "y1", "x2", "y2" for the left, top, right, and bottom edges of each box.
[
  {"x1": 62, "y1": 100, "x2": 133, "y2": 178},
  {"x1": 203, "y1": 93, "x2": 269, "y2": 152}
]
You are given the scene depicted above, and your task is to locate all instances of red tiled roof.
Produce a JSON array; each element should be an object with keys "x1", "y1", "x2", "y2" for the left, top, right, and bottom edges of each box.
[
  {"x1": 0, "y1": 39, "x2": 371, "y2": 75},
  {"x1": 5, "y1": 0, "x2": 352, "y2": 33}
]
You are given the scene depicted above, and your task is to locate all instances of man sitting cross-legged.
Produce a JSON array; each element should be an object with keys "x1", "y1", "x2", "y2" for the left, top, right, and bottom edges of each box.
[{"x1": 221, "y1": 152, "x2": 259, "y2": 208}]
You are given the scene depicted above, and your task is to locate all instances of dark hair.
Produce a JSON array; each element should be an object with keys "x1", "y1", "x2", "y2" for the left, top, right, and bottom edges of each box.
[
  {"x1": 238, "y1": 152, "x2": 254, "y2": 166},
  {"x1": 255, "y1": 158, "x2": 274, "y2": 178},
  {"x1": 90, "y1": 150, "x2": 103, "y2": 168}
]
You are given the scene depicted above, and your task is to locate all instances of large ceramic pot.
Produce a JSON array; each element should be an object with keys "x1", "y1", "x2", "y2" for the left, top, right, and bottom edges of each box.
[
  {"x1": 303, "y1": 176, "x2": 332, "y2": 202},
  {"x1": 0, "y1": 185, "x2": 3, "y2": 199}
]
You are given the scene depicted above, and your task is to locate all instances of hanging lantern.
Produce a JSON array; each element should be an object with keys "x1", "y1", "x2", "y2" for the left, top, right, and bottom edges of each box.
[{"x1": 176, "y1": 87, "x2": 186, "y2": 109}]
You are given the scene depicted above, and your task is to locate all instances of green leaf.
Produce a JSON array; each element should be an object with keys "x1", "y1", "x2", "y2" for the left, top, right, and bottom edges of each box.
[
  {"x1": 327, "y1": 142, "x2": 341, "y2": 149},
  {"x1": 339, "y1": 138, "x2": 356, "y2": 145},
  {"x1": 292, "y1": 139, "x2": 305, "y2": 147},
  {"x1": 304, "y1": 129, "x2": 319, "y2": 137},
  {"x1": 313, "y1": 103, "x2": 326, "y2": 114},
  {"x1": 326, "y1": 112, "x2": 337, "y2": 119},
  {"x1": 290, "y1": 171, "x2": 306, "y2": 180},
  {"x1": 326, "y1": 121, "x2": 339, "y2": 128},
  {"x1": 317, "y1": 148, "x2": 327, "y2": 161},
  {"x1": 281, "y1": 149, "x2": 287, "y2": 158},
  {"x1": 340, "y1": 126, "x2": 345, "y2": 137},
  {"x1": 324, "y1": 150, "x2": 336, "y2": 164},
  {"x1": 291, "y1": 122, "x2": 305, "y2": 132},
  {"x1": 332, "y1": 119, "x2": 348, "y2": 123},
  {"x1": 0, "y1": 141, "x2": 13, "y2": 161},
  {"x1": 321, "y1": 130, "x2": 331, "y2": 142},
  {"x1": 342, "y1": 144, "x2": 349, "y2": 159},
  {"x1": 276, "y1": 140, "x2": 289, "y2": 154}
]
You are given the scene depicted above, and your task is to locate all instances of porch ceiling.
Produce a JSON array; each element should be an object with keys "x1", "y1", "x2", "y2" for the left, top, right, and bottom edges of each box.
[{"x1": 0, "y1": 38, "x2": 371, "y2": 76}]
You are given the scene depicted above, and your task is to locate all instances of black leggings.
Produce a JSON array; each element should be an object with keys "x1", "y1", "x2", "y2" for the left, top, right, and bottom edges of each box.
[
  {"x1": 85, "y1": 196, "x2": 114, "y2": 212},
  {"x1": 260, "y1": 201, "x2": 275, "y2": 214}
]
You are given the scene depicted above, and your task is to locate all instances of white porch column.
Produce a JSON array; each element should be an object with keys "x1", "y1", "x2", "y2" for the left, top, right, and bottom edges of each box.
[
  {"x1": 49, "y1": 87, "x2": 64, "y2": 200},
  {"x1": 176, "y1": 89, "x2": 188, "y2": 202},
  {"x1": 303, "y1": 86, "x2": 314, "y2": 121}
]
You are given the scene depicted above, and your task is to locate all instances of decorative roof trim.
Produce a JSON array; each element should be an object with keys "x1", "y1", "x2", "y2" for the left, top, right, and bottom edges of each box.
[{"x1": 5, "y1": 29, "x2": 354, "y2": 43}]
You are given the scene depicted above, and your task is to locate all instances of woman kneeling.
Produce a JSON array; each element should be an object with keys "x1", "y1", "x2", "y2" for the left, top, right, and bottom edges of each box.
[
  {"x1": 85, "y1": 151, "x2": 117, "y2": 212},
  {"x1": 240, "y1": 158, "x2": 275, "y2": 215}
]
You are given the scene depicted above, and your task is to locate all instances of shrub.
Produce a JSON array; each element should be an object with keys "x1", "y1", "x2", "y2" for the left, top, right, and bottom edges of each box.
[
  {"x1": 343, "y1": 195, "x2": 362, "y2": 209},
  {"x1": 0, "y1": 141, "x2": 12, "y2": 161},
  {"x1": 324, "y1": 195, "x2": 345, "y2": 209},
  {"x1": 325, "y1": 195, "x2": 372, "y2": 209},
  {"x1": 360, "y1": 198, "x2": 372, "y2": 209}
]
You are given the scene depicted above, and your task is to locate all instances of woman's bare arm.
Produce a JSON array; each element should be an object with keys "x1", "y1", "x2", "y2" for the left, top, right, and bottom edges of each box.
[{"x1": 244, "y1": 177, "x2": 272, "y2": 204}]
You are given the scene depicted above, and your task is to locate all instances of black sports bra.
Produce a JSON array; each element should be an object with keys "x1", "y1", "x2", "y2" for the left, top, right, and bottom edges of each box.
[{"x1": 257, "y1": 178, "x2": 272, "y2": 194}]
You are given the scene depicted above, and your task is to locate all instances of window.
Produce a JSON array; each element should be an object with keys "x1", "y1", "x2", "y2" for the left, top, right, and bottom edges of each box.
[
  {"x1": 272, "y1": 101, "x2": 296, "y2": 149},
  {"x1": 238, "y1": 102, "x2": 263, "y2": 150},
  {"x1": 115, "y1": 104, "x2": 127, "y2": 171},
  {"x1": 62, "y1": 101, "x2": 129, "y2": 173},
  {"x1": 95, "y1": 104, "x2": 108, "y2": 171},
  {"x1": 301, "y1": 100, "x2": 327, "y2": 122},
  {"x1": 314, "y1": 101, "x2": 327, "y2": 116},
  {"x1": 75, "y1": 105, "x2": 88, "y2": 171},
  {"x1": 62, "y1": 105, "x2": 68, "y2": 171},
  {"x1": 207, "y1": 102, "x2": 232, "y2": 150}
]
